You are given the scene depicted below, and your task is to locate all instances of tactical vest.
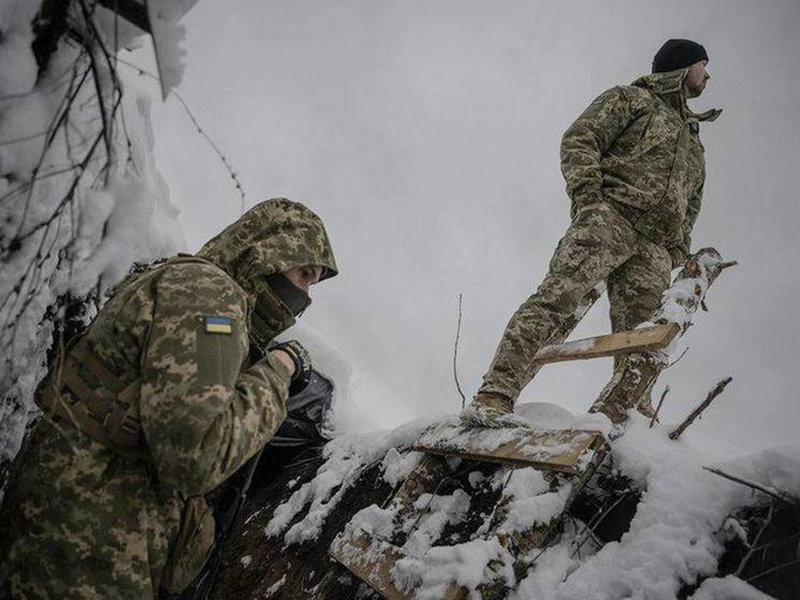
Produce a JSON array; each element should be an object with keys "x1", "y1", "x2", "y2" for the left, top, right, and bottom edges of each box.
[{"x1": 35, "y1": 255, "x2": 217, "y2": 462}]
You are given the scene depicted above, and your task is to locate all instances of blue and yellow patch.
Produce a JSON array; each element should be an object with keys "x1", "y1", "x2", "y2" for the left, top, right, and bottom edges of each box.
[{"x1": 204, "y1": 316, "x2": 233, "y2": 334}]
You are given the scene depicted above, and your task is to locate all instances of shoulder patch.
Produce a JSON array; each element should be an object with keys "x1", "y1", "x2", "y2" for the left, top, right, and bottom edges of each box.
[{"x1": 204, "y1": 316, "x2": 233, "y2": 334}]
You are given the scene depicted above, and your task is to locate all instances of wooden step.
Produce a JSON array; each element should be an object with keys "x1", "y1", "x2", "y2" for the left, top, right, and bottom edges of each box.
[
  {"x1": 329, "y1": 530, "x2": 467, "y2": 600},
  {"x1": 412, "y1": 424, "x2": 606, "y2": 475},
  {"x1": 533, "y1": 323, "x2": 680, "y2": 366}
]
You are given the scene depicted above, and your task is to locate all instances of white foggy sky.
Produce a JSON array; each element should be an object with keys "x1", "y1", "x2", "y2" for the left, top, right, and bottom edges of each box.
[{"x1": 140, "y1": 0, "x2": 800, "y2": 449}]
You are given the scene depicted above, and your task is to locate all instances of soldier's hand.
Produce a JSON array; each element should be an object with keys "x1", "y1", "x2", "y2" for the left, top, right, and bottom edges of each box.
[
  {"x1": 269, "y1": 340, "x2": 313, "y2": 394},
  {"x1": 270, "y1": 349, "x2": 297, "y2": 378},
  {"x1": 668, "y1": 246, "x2": 687, "y2": 269}
]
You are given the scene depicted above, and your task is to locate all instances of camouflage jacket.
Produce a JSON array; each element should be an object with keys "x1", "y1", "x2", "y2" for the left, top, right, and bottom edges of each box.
[
  {"x1": 560, "y1": 68, "x2": 721, "y2": 260},
  {"x1": 0, "y1": 199, "x2": 337, "y2": 598}
]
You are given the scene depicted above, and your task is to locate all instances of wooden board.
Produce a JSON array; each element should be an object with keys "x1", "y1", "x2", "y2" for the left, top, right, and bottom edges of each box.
[
  {"x1": 412, "y1": 427, "x2": 605, "y2": 475},
  {"x1": 532, "y1": 323, "x2": 680, "y2": 366},
  {"x1": 329, "y1": 531, "x2": 467, "y2": 600}
]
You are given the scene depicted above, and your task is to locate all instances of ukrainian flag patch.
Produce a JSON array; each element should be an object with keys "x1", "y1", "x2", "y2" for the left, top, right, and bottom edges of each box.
[{"x1": 204, "y1": 316, "x2": 233, "y2": 334}]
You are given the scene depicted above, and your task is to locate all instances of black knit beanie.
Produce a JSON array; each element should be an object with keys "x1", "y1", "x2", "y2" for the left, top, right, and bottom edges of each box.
[{"x1": 652, "y1": 39, "x2": 709, "y2": 73}]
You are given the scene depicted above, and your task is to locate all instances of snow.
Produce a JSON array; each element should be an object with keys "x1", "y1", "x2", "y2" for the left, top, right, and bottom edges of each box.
[
  {"x1": 512, "y1": 415, "x2": 756, "y2": 600},
  {"x1": 0, "y1": 2, "x2": 192, "y2": 463},
  {"x1": 264, "y1": 412, "x2": 443, "y2": 544},
  {"x1": 270, "y1": 399, "x2": 790, "y2": 599},
  {"x1": 711, "y1": 443, "x2": 800, "y2": 500},
  {"x1": 495, "y1": 469, "x2": 573, "y2": 534},
  {"x1": 394, "y1": 537, "x2": 512, "y2": 600},
  {"x1": 146, "y1": 0, "x2": 199, "y2": 97},
  {"x1": 688, "y1": 575, "x2": 773, "y2": 600},
  {"x1": 263, "y1": 574, "x2": 286, "y2": 597},
  {"x1": 381, "y1": 447, "x2": 423, "y2": 487}
]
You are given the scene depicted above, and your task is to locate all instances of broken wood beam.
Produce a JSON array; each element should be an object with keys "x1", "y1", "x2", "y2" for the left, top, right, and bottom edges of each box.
[
  {"x1": 412, "y1": 425, "x2": 606, "y2": 474},
  {"x1": 669, "y1": 377, "x2": 733, "y2": 440},
  {"x1": 533, "y1": 323, "x2": 680, "y2": 366}
]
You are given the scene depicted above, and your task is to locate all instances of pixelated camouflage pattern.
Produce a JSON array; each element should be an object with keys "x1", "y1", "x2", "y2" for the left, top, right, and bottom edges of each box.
[
  {"x1": 560, "y1": 68, "x2": 720, "y2": 261},
  {"x1": 197, "y1": 197, "x2": 338, "y2": 296},
  {"x1": 0, "y1": 198, "x2": 337, "y2": 598},
  {"x1": 476, "y1": 70, "x2": 720, "y2": 405},
  {"x1": 478, "y1": 203, "x2": 671, "y2": 403}
]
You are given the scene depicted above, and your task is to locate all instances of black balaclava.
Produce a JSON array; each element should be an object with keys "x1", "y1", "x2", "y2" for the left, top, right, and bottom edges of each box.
[
  {"x1": 265, "y1": 273, "x2": 311, "y2": 316},
  {"x1": 652, "y1": 39, "x2": 708, "y2": 74}
]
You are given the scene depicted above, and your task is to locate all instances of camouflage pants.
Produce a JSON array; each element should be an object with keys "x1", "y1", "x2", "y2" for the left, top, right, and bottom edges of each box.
[
  {"x1": 478, "y1": 203, "x2": 672, "y2": 403},
  {"x1": 0, "y1": 421, "x2": 180, "y2": 599}
]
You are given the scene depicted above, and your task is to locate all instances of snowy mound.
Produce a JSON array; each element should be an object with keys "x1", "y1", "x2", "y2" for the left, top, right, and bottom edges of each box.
[{"x1": 258, "y1": 409, "x2": 792, "y2": 599}]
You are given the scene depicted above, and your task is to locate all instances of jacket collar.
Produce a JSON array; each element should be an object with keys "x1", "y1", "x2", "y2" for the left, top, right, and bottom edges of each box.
[{"x1": 631, "y1": 69, "x2": 722, "y2": 123}]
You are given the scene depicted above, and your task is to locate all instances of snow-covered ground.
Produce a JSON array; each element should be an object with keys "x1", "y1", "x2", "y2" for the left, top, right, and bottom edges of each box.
[{"x1": 267, "y1": 400, "x2": 796, "y2": 599}]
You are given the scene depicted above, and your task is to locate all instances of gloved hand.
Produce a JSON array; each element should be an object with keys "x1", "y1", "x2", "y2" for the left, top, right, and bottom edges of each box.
[
  {"x1": 270, "y1": 340, "x2": 313, "y2": 395},
  {"x1": 667, "y1": 246, "x2": 687, "y2": 269}
]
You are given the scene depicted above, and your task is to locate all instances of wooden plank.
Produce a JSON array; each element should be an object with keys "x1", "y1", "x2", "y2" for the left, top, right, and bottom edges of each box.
[
  {"x1": 389, "y1": 454, "x2": 450, "y2": 531},
  {"x1": 532, "y1": 323, "x2": 680, "y2": 366},
  {"x1": 329, "y1": 531, "x2": 467, "y2": 600},
  {"x1": 412, "y1": 427, "x2": 605, "y2": 475}
]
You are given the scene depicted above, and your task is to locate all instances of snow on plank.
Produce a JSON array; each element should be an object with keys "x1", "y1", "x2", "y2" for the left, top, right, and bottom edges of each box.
[
  {"x1": 532, "y1": 323, "x2": 680, "y2": 366},
  {"x1": 412, "y1": 423, "x2": 605, "y2": 474},
  {"x1": 329, "y1": 530, "x2": 467, "y2": 600}
]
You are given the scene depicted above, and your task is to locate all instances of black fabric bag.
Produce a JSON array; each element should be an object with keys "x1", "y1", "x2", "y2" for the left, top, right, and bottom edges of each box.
[{"x1": 269, "y1": 370, "x2": 333, "y2": 448}]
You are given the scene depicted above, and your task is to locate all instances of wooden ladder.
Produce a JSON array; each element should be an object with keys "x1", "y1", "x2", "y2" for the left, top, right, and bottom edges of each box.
[{"x1": 329, "y1": 249, "x2": 734, "y2": 599}]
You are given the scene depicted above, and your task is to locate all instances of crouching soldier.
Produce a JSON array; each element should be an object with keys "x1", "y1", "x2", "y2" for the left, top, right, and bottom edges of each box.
[{"x1": 0, "y1": 198, "x2": 337, "y2": 598}]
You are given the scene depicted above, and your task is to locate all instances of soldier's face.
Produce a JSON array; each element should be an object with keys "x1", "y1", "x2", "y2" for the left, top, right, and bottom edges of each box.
[
  {"x1": 283, "y1": 265, "x2": 324, "y2": 294},
  {"x1": 685, "y1": 60, "x2": 710, "y2": 98}
]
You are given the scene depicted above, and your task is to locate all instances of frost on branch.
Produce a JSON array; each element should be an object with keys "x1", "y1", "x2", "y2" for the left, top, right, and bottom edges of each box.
[{"x1": 0, "y1": 0, "x2": 186, "y2": 465}]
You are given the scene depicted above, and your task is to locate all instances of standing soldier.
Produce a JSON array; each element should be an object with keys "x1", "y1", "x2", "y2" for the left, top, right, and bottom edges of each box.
[
  {"x1": 466, "y1": 39, "x2": 721, "y2": 424},
  {"x1": 0, "y1": 198, "x2": 338, "y2": 598}
]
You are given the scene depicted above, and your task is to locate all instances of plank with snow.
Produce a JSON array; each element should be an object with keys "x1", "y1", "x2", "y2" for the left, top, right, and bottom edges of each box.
[
  {"x1": 412, "y1": 424, "x2": 605, "y2": 474},
  {"x1": 329, "y1": 530, "x2": 467, "y2": 600},
  {"x1": 532, "y1": 323, "x2": 680, "y2": 365}
]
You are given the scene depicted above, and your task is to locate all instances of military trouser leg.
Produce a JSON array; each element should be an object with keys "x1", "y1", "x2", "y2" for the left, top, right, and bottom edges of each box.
[
  {"x1": 608, "y1": 241, "x2": 672, "y2": 372},
  {"x1": 478, "y1": 203, "x2": 639, "y2": 403}
]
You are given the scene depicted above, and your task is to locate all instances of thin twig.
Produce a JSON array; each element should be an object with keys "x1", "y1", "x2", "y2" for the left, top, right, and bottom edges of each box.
[
  {"x1": 453, "y1": 293, "x2": 466, "y2": 409},
  {"x1": 649, "y1": 386, "x2": 669, "y2": 428},
  {"x1": 666, "y1": 346, "x2": 690, "y2": 369},
  {"x1": 669, "y1": 376, "x2": 732, "y2": 440},
  {"x1": 744, "y1": 558, "x2": 800, "y2": 583},
  {"x1": 570, "y1": 491, "x2": 632, "y2": 557},
  {"x1": 703, "y1": 467, "x2": 799, "y2": 505},
  {"x1": 735, "y1": 503, "x2": 774, "y2": 577}
]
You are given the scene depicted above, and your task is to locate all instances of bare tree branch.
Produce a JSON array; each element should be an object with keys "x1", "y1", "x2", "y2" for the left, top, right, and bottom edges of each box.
[{"x1": 669, "y1": 377, "x2": 732, "y2": 440}]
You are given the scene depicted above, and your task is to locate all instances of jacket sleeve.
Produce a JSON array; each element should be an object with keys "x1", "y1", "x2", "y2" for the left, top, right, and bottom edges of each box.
[
  {"x1": 138, "y1": 264, "x2": 291, "y2": 496},
  {"x1": 560, "y1": 86, "x2": 634, "y2": 214},
  {"x1": 677, "y1": 181, "x2": 703, "y2": 261}
]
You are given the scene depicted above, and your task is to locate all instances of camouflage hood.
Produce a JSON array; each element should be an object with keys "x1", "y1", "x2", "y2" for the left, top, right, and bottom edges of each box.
[
  {"x1": 631, "y1": 68, "x2": 722, "y2": 122},
  {"x1": 197, "y1": 198, "x2": 338, "y2": 298}
]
